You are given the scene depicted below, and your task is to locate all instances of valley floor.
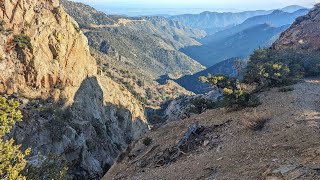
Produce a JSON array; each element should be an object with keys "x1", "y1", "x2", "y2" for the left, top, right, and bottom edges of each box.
[{"x1": 105, "y1": 78, "x2": 320, "y2": 179}]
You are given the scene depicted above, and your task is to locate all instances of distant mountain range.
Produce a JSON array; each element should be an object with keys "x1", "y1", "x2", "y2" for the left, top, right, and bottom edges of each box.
[
  {"x1": 201, "y1": 8, "x2": 309, "y2": 44},
  {"x1": 172, "y1": 6, "x2": 309, "y2": 93},
  {"x1": 180, "y1": 9, "x2": 309, "y2": 67},
  {"x1": 181, "y1": 24, "x2": 289, "y2": 67},
  {"x1": 169, "y1": 5, "x2": 307, "y2": 34},
  {"x1": 61, "y1": 0, "x2": 310, "y2": 95}
]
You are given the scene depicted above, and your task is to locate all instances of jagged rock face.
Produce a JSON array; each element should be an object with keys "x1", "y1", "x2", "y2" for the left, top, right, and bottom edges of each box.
[
  {"x1": 0, "y1": 0, "x2": 148, "y2": 179},
  {"x1": 273, "y1": 4, "x2": 320, "y2": 50},
  {"x1": 0, "y1": 0, "x2": 96, "y2": 103}
]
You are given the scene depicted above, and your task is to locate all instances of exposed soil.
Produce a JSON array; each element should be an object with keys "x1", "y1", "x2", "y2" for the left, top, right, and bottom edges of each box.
[
  {"x1": 104, "y1": 78, "x2": 320, "y2": 180},
  {"x1": 89, "y1": 18, "x2": 146, "y2": 28}
]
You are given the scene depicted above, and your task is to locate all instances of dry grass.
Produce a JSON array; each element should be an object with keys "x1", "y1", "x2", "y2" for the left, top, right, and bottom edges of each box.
[{"x1": 242, "y1": 110, "x2": 271, "y2": 131}]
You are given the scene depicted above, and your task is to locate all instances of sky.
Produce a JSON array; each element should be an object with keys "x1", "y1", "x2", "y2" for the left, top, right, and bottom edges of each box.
[{"x1": 71, "y1": 0, "x2": 319, "y2": 16}]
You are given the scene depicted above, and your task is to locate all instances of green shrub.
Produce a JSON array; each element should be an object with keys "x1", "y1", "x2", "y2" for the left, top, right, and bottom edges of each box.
[
  {"x1": 189, "y1": 98, "x2": 216, "y2": 114},
  {"x1": 0, "y1": 96, "x2": 31, "y2": 179},
  {"x1": 23, "y1": 153, "x2": 68, "y2": 180},
  {"x1": 244, "y1": 60, "x2": 291, "y2": 88},
  {"x1": 142, "y1": 137, "x2": 152, "y2": 146},
  {"x1": 279, "y1": 86, "x2": 294, "y2": 92},
  {"x1": 200, "y1": 75, "x2": 260, "y2": 109},
  {"x1": 13, "y1": 34, "x2": 32, "y2": 50},
  {"x1": 246, "y1": 95, "x2": 261, "y2": 107},
  {"x1": 245, "y1": 48, "x2": 320, "y2": 89}
]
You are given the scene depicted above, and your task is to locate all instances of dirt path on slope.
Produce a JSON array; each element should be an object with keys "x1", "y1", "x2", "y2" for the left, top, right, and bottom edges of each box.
[
  {"x1": 104, "y1": 78, "x2": 320, "y2": 180},
  {"x1": 89, "y1": 18, "x2": 146, "y2": 28}
]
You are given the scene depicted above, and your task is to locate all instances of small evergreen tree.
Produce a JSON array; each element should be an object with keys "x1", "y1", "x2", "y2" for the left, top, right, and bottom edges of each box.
[
  {"x1": 199, "y1": 75, "x2": 260, "y2": 108},
  {"x1": 0, "y1": 96, "x2": 31, "y2": 180}
]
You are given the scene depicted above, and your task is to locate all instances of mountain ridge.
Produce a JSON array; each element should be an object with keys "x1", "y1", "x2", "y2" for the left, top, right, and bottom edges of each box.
[
  {"x1": 169, "y1": 5, "x2": 308, "y2": 34},
  {"x1": 201, "y1": 9, "x2": 309, "y2": 44},
  {"x1": 273, "y1": 4, "x2": 320, "y2": 50}
]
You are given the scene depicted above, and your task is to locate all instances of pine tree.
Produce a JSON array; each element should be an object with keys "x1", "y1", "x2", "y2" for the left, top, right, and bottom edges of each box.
[{"x1": 0, "y1": 96, "x2": 31, "y2": 180}]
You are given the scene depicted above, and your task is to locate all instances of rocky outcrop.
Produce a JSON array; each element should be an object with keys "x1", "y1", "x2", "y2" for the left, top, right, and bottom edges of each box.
[
  {"x1": 0, "y1": 0, "x2": 148, "y2": 179},
  {"x1": 0, "y1": 0, "x2": 96, "y2": 103},
  {"x1": 273, "y1": 4, "x2": 320, "y2": 50}
]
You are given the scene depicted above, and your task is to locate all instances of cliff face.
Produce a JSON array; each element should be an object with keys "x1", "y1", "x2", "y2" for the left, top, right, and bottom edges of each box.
[
  {"x1": 0, "y1": 0, "x2": 96, "y2": 103},
  {"x1": 0, "y1": 0, "x2": 148, "y2": 179},
  {"x1": 273, "y1": 4, "x2": 320, "y2": 50}
]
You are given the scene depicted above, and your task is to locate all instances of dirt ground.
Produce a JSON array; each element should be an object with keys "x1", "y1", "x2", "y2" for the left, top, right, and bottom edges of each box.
[{"x1": 104, "y1": 78, "x2": 320, "y2": 180}]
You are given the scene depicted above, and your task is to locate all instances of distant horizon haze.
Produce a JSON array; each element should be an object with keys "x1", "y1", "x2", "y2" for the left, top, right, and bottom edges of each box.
[{"x1": 70, "y1": 0, "x2": 318, "y2": 16}]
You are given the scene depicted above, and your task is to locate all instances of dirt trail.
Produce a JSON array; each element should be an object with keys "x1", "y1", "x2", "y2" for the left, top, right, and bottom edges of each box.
[
  {"x1": 89, "y1": 18, "x2": 146, "y2": 28},
  {"x1": 104, "y1": 78, "x2": 320, "y2": 180}
]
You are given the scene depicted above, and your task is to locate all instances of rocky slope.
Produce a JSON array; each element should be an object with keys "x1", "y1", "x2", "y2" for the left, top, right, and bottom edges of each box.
[
  {"x1": 84, "y1": 24, "x2": 204, "y2": 78},
  {"x1": 103, "y1": 6, "x2": 320, "y2": 179},
  {"x1": 105, "y1": 77, "x2": 320, "y2": 180},
  {"x1": 0, "y1": 0, "x2": 148, "y2": 179},
  {"x1": 60, "y1": 0, "x2": 205, "y2": 78},
  {"x1": 59, "y1": 0, "x2": 121, "y2": 25},
  {"x1": 60, "y1": 0, "x2": 205, "y2": 107},
  {"x1": 273, "y1": 4, "x2": 320, "y2": 50}
]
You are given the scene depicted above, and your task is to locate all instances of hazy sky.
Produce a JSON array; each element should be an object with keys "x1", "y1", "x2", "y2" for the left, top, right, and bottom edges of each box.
[
  {"x1": 72, "y1": 0, "x2": 318, "y2": 9},
  {"x1": 71, "y1": 0, "x2": 319, "y2": 16}
]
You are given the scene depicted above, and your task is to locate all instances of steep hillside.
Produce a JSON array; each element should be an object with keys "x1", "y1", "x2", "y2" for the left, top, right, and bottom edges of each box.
[
  {"x1": 60, "y1": 0, "x2": 206, "y2": 107},
  {"x1": 105, "y1": 77, "x2": 320, "y2": 179},
  {"x1": 0, "y1": 0, "x2": 148, "y2": 179},
  {"x1": 83, "y1": 17, "x2": 205, "y2": 78},
  {"x1": 103, "y1": 5, "x2": 320, "y2": 179},
  {"x1": 59, "y1": 0, "x2": 121, "y2": 25},
  {"x1": 92, "y1": 48, "x2": 194, "y2": 107},
  {"x1": 273, "y1": 4, "x2": 320, "y2": 50},
  {"x1": 60, "y1": 0, "x2": 205, "y2": 78},
  {"x1": 183, "y1": 24, "x2": 288, "y2": 67}
]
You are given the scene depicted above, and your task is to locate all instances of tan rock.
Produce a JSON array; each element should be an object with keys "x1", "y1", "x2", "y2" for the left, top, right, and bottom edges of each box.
[{"x1": 0, "y1": 0, "x2": 149, "y2": 178}]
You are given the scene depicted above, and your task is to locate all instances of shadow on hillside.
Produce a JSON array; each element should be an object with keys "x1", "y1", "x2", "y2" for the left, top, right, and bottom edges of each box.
[
  {"x1": 156, "y1": 75, "x2": 172, "y2": 85},
  {"x1": 174, "y1": 58, "x2": 241, "y2": 94},
  {"x1": 11, "y1": 76, "x2": 148, "y2": 179}
]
